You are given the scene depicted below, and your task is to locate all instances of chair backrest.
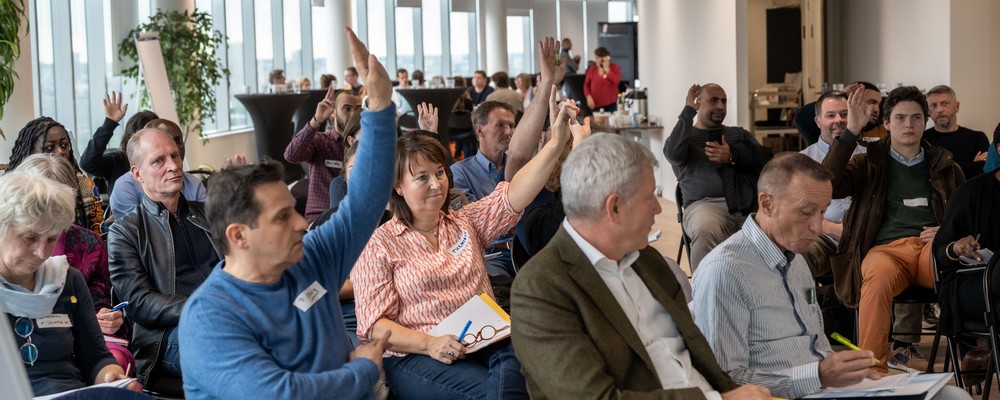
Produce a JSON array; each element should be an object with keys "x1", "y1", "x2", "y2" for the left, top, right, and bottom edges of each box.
[
  {"x1": 984, "y1": 254, "x2": 1000, "y2": 316},
  {"x1": 449, "y1": 111, "x2": 473, "y2": 130}
]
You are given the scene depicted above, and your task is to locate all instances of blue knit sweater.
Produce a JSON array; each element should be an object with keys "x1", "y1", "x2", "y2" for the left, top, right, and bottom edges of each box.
[{"x1": 178, "y1": 105, "x2": 396, "y2": 400}]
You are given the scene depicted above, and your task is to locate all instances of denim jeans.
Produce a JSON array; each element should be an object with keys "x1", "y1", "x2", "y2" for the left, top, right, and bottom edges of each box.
[
  {"x1": 341, "y1": 300, "x2": 360, "y2": 348},
  {"x1": 161, "y1": 327, "x2": 182, "y2": 378},
  {"x1": 383, "y1": 340, "x2": 527, "y2": 400},
  {"x1": 484, "y1": 249, "x2": 515, "y2": 278}
]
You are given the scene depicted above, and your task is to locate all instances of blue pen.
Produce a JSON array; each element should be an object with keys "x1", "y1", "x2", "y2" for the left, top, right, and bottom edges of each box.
[
  {"x1": 458, "y1": 320, "x2": 473, "y2": 342},
  {"x1": 109, "y1": 301, "x2": 129, "y2": 313}
]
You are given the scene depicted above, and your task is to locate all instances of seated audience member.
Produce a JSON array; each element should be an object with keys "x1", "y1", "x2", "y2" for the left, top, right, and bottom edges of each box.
[
  {"x1": 411, "y1": 69, "x2": 426, "y2": 88},
  {"x1": 109, "y1": 128, "x2": 223, "y2": 387},
  {"x1": 467, "y1": 70, "x2": 495, "y2": 106},
  {"x1": 486, "y1": 71, "x2": 524, "y2": 113},
  {"x1": 109, "y1": 118, "x2": 207, "y2": 220},
  {"x1": 343, "y1": 66, "x2": 365, "y2": 96},
  {"x1": 515, "y1": 73, "x2": 535, "y2": 111},
  {"x1": 583, "y1": 47, "x2": 621, "y2": 112},
  {"x1": 391, "y1": 68, "x2": 413, "y2": 115},
  {"x1": 320, "y1": 73, "x2": 338, "y2": 90},
  {"x1": 178, "y1": 32, "x2": 395, "y2": 400},
  {"x1": 351, "y1": 102, "x2": 575, "y2": 400},
  {"x1": 284, "y1": 87, "x2": 361, "y2": 221},
  {"x1": 7, "y1": 117, "x2": 104, "y2": 235},
  {"x1": 268, "y1": 69, "x2": 287, "y2": 93},
  {"x1": 451, "y1": 101, "x2": 520, "y2": 277},
  {"x1": 452, "y1": 76, "x2": 474, "y2": 112},
  {"x1": 17, "y1": 154, "x2": 133, "y2": 372},
  {"x1": 512, "y1": 133, "x2": 771, "y2": 400},
  {"x1": 852, "y1": 81, "x2": 889, "y2": 141},
  {"x1": 933, "y1": 138, "x2": 1000, "y2": 370},
  {"x1": 923, "y1": 85, "x2": 990, "y2": 179},
  {"x1": 80, "y1": 92, "x2": 159, "y2": 194},
  {"x1": 823, "y1": 84, "x2": 964, "y2": 371},
  {"x1": 663, "y1": 83, "x2": 772, "y2": 271},
  {"x1": 0, "y1": 172, "x2": 141, "y2": 396},
  {"x1": 298, "y1": 76, "x2": 312, "y2": 90},
  {"x1": 988, "y1": 125, "x2": 1000, "y2": 172},
  {"x1": 692, "y1": 153, "x2": 970, "y2": 400}
]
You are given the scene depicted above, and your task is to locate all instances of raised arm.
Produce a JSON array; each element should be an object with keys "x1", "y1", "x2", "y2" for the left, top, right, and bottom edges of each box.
[
  {"x1": 284, "y1": 86, "x2": 338, "y2": 163},
  {"x1": 663, "y1": 85, "x2": 701, "y2": 165},
  {"x1": 81, "y1": 92, "x2": 127, "y2": 178},
  {"x1": 506, "y1": 37, "x2": 566, "y2": 181},
  {"x1": 506, "y1": 101, "x2": 573, "y2": 212},
  {"x1": 303, "y1": 27, "x2": 397, "y2": 288}
]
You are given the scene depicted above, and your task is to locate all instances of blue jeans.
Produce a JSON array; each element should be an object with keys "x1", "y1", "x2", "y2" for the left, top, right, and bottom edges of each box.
[
  {"x1": 383, "y1": 340, "x2": 527, "y2": 400},
  {"x1": 484, "y1": 249, "x2": 515, "y2": 278},
  {"x1": 341, "y1": 300, "x2": 360, "y2": 348},
  {"x1": 161, "y1": 327, "x2": 182, "y2": 378}
]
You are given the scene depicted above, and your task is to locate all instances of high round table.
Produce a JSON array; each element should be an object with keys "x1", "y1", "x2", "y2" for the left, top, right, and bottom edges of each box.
[{"x1": 235, "y1": 93, "x2": 309, "y2": 182}]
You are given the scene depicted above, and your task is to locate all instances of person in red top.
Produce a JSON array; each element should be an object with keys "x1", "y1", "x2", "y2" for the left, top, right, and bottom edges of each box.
[{"x1": 583, "y1": 47, "x2": 622, "y2": 112}]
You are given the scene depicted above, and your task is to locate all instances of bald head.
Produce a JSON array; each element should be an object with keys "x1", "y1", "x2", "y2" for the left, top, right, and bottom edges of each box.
[{"x1": 696, "y1": 83, "x2": 728, "y2": 129}]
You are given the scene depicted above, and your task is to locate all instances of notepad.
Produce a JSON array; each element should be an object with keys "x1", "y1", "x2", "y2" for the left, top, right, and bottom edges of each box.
[
  {"x1": 428, "y1": 293, "x2": 511, "y2": 353},
  {"x1": 33, "y1": 378, "x2": 137, "y2": 400},
  {"x1": 801, "y1": 372, "x2": 950, "y2": 399},
  {"x1": 960, "y1": 248, "x2": 994, "y2": 266}
]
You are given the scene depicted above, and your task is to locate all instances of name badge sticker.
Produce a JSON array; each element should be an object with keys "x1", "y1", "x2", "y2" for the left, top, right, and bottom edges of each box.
[
  {"x1": 293, "y1": 281, "x2": 328, "y2": 312},
  {"x1": 37, "y1": 314, "x2": 72, "y2": 329},
  {"x1": 325, "y1": 159, "x2": 344, "y2": 169},
  {"x1": 450, "y1": 231, "x2": 470, "y2": 255},
  {"x1": 902, "y1": 197, "x2": 929, "y2": 207}
]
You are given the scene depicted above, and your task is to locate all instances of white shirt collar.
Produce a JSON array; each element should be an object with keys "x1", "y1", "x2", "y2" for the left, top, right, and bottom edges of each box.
[{"x1": 563, "y1": 219, "x2": 640, "y2": 271}]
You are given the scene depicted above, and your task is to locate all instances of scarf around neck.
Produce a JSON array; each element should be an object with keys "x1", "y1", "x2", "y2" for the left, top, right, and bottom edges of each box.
[{"x1": 0, "y1": 256, "x2": 69, "y2": 318}]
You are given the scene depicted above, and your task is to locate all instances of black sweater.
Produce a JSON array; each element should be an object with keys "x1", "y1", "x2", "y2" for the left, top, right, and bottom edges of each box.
[{"x1": 923, "y1": 126, "x2": 990, "y2": 179}]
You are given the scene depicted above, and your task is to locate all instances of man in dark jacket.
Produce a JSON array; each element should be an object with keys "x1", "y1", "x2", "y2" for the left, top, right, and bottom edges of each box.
[
  {"x1": 663, "y1": 83, "x2": 772, "y2": 271},
  {"x1": 108, "y1": 128, "x2": 222, "y2": 388},
  {"x1": 823, "y1": 84, "x2": 965, "y2": 373}
]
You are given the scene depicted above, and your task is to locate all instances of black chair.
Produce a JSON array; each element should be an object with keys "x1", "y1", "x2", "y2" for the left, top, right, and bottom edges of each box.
[
  {"x1": 448, "y1": 110, "x2": 477, "y2": 160},
  {"x1": 674, "y1": 185, "x2": 692, "y2": 268},
  {"x1": 397, "y1": 112, "x2": 419, "y2": 137},
  {"x1": 944, "y1": 254, "x2": 1000, "y2": 396}
]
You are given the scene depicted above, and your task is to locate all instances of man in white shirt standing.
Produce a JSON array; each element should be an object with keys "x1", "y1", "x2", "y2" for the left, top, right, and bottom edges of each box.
[{"x1": 511, "y1": 133, "x2": 771, "y2": 400}]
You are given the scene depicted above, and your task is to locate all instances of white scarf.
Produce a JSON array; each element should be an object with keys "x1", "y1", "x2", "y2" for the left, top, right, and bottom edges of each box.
[{"x1": 0, "y1": 256, "x2": 69, "y2": 318}]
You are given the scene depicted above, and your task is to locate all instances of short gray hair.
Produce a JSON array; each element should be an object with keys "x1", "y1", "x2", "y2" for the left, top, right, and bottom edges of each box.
[
  {"x1": 0, "y1": 172, "x2": 75, "y2": 238},
  {"x1": 127, "y1": 128, "x2": 172, "y2": 167},
  {"x1": 561, "y1": 133, "x2": 658, "y2": 220},
  {"x1": 17, "y1": 153, "x2": 78, "y2": 193}
]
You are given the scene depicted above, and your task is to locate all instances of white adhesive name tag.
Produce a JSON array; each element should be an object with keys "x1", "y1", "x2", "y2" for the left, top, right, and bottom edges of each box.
[
  {"x1": 902, "y1": 197, "x2": 929, "y2": 207},
  {"x1": 450, "y1": 231, "x2": 470, "y2": 255},
  {"x1": 325, "y1": 159, "x2": 344, "y2": 169},
  {"x1": 36, "y1": 314, "x2": 72, "y2": 329},
  {"x1": 293, "y1": 281, "x2": 328, "y2": 312}
]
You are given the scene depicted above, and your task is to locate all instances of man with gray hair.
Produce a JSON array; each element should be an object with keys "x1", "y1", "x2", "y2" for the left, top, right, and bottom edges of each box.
[
  {"x1": 923, "y1": 84, "x2": 990, "y2": 179},
  {"x1": 692, "y1": 153, "x2": 970, "y2": 400},
  {"x1": 109, "y1": 128, "x2": 222, "y2": 391},
  {"x1": 511, "y1": 133, "x2": 771, "y2": 399}
]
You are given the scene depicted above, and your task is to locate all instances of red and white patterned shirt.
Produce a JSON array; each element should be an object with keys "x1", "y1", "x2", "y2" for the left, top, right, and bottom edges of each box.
[{"x1": 352, "y1": 182, "x2": 521, "y2": 355}]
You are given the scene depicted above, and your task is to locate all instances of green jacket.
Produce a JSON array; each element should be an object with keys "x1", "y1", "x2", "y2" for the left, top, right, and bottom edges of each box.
[
  {"x1": 823, "y1": 133, "x2": 965, "y2": 307},
  {"x1": 510, "y1": 227, "x2": 738, "y2": 400}
]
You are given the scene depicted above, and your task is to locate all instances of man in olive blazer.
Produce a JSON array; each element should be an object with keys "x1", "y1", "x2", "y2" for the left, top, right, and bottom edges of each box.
[{"x1": 510, "y1": 133, "x2": 771, "y2": 400}]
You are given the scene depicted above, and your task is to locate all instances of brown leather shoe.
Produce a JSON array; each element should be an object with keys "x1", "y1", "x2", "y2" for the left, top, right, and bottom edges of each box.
[{"x1": 962, "y1": 348, "x2": 991, "y2": 372}]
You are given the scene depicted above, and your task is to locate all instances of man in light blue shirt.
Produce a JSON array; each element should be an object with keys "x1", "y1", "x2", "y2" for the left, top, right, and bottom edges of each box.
[{"x1": 692, "y1": 153, "x2": 970, "y2": 400}]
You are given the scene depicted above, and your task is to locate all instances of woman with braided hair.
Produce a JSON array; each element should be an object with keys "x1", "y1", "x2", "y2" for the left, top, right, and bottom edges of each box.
[{"x1": 6, "y1": 117, "x2": 105, "y2": 236}]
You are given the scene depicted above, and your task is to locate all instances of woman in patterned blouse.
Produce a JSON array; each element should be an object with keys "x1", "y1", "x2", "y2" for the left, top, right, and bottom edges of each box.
[{"x1": 352, "y1": 102, "x2": 577, "y2": 399}]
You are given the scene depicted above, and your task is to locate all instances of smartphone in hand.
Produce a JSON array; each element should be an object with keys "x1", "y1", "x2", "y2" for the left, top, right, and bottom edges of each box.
[{"x1": 708, "y1": 130, "x2": 723, "y2": 144}]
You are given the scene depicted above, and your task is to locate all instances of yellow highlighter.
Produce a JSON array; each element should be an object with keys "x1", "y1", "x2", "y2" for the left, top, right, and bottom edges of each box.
[{"x1": 830, "y1": 332, "x2": 880, "y2": 365}]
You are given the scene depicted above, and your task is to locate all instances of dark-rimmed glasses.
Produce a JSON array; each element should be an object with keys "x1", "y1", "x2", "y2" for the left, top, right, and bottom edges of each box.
[
  {"x1": 14, "y1": 317, "x2": 38, "y2": 366},
  {"x1": 460, "y1": 324, "x2": 510, "y2": 347}
]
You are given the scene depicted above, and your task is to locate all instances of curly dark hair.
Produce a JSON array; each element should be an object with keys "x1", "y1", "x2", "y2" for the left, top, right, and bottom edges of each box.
[{"x1": 882, "y1": 85, "x2": 929, "y2": 123}]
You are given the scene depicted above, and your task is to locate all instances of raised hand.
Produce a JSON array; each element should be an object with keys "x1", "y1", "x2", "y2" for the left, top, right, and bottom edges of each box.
[
  {"x1": 538, "y1": 37, "x2": 566, "y2": 85},
  {"x1": 313, "y1": 86, "x2": 337, "y2": 127},
  {"x1": 845, "y1": 83, "x2": 870, "y2": 135},
  {"x1": 346, "y1": 27, "x2": 392, "y2": 111},
  {"x1": 685, "y1": 84, "x2": 702, "y2": 109},
  {"x1": 223, "y1": 153, "x2": 248, "y2": 169},
  {"x1": 103, "y1": 91, "x2": 128, "y2": 123},
  {"x1": 417, "y1": 102, "x2": 439, "y2": 132},
  {"x1": 570, "y1": 116, "x2": 592, "y2": 149}
]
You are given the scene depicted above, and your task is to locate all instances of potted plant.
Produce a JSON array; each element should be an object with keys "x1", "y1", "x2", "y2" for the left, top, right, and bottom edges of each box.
[
  {"x1": 0, "y1": 0, "x2": 28, "y2": 139},
  {"x1": 118, "y1": 9, "x2": 229, "y2": 141}
]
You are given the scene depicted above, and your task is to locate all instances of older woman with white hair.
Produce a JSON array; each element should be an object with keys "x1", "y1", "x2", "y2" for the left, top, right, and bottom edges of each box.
[{"x1": 0, "y1": 172, "x2": 141, "y2": 396}]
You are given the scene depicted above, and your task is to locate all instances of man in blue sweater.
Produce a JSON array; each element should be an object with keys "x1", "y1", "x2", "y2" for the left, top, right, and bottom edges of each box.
[{"x1": 178, "y1": 28, "x2": 395, "y2": 400}]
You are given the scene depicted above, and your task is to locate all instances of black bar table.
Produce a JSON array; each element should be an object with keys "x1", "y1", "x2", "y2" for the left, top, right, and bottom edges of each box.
[{"x1": 236, "y1": 93, "x2": 310, "y2": 182}]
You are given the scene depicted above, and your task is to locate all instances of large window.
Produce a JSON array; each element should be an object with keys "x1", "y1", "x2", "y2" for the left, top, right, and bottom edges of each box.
[
  {"x1": 283, "y1": 0, "x2": 303, "y2": 81},
  {"x1": 506, "y1": 14, "x2": 533, "y2": 76},
  {"x1": 395, "y1": 6, "x2": 418, "y2": 73},
  {"x1": 450, "y1": 11, "x2": 476, "y2": 76},
  {"x1": 422, "y1": 0, "x2": 445, "y2": 77}
]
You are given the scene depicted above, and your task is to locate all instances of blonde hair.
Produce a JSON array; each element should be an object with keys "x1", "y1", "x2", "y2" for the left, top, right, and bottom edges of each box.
[
  {"x1": 0, "y1": 172, "x2": 75, "y2": 238},
  {"x1": 17, "y1": 153, "x2": 78, "y2": 192}
]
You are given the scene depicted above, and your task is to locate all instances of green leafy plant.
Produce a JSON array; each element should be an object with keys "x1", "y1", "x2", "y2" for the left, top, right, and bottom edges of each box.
[
  {"x1": 118, "y1": 9, "x2": 229, "y2": 141},
  {"x1": 0, "y1": 0, "x2": 28, "y2": 139}
]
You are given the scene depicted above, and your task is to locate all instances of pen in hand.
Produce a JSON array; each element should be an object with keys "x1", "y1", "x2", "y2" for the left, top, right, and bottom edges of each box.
[
  {"x1": 830, "y1": 332, "x2": 880, "y2": 365},
  {"x1": 458, "y1": 320, "x2": 473, "y2": 346},
  {"x1": 109, "y1": 301, "x2": 129, "y2": 313}
]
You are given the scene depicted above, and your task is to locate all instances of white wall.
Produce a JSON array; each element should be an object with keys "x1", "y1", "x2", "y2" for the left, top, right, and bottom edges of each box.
[
  {"x1": 637, "y1": 0, "x2": 748, "y2": 197},
  {"x1": 185, "y1": 131, "x2": 258, "y2": 171},
  {"x1": 949, "y1": 0, "x2": 1000, "y2": 134}
]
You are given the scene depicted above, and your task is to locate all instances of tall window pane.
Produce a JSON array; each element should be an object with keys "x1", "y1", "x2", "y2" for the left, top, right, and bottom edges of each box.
[
  {"x1": 228, "y1": 1, "x2": 250, "y2": 128},
  {"x1": 450, "y1": 11, "x2": 474, "y2": 76},
  {"x1": 366, "y1": 0, "x2": 387, "y2": 62},
  {"x1": 254, "y1": 0, "x2": 274, "y2": 89},
  {"x1": 283, "y1": 0, "x2": 303, "y2": 81},
  {"x1": 422, "y1": 0, "x2": 443, "y2": 77},
  {"x1": 36, "y1": 0, "x2": 56, "y2": 117},
  {"x1": 71, "y1": 0, "x2": 91, "y2": 141},
  {"x1": 506, "y1": 15, "x2": 531, "y2": 76},
  {"x1": 395, "y1": 7, "x2": 416, "y2": 72}
]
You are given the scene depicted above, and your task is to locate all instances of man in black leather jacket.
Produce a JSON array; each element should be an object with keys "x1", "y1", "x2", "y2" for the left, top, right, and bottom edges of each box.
[{"x1": 108, "y1": 128, "x2": 221, "y2": 388}]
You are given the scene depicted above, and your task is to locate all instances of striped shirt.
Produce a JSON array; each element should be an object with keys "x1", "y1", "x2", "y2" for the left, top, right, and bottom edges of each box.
[
  {"x1": 691, "y1": 216, "x2": 832, "y2": 399},
  {"x1": 352, "y1": 182, "x2": 521, "y2": 356}
]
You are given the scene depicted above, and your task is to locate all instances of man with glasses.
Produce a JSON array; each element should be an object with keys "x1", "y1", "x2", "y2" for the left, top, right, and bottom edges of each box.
[
  {"x1": 284, "y1": 86, "x2": 361, "y2": 221},
  {"x1": 511, "y1": 133, "x2": 772, "y2": 400},
  {"x1": 177, "y1": 28, "x2": 394, "y2": 400}
]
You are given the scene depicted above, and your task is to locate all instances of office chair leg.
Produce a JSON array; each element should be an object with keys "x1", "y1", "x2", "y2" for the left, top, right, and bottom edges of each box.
[
  {"x1": 927, "y1": 326, "x2": 942, "y2": 373},
  {"x1": 947, "y1": 336, "x2": 965, "y2": 389}
]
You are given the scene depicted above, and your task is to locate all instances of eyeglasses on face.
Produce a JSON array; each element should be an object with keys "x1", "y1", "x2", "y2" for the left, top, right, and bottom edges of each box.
[
  {"x1": 460, "y1": 324, "x2": 510, "y2": 347},
  {"x1": 14, "y1": 317, "x2": 38, "y2": 366}
]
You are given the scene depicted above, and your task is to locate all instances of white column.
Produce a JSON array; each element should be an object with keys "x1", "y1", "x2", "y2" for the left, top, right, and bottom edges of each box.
[
  {"x1": 154, "y1": 0, "x2": 194, "y2": 13},
  {"x1": 315, "y1": 0, "x2": 353, "y2": 77},
  {"x1": 481, "y1": 0, "x2": 508, "y2": 73},
  {"x1": 0, "y1": 6, "x2": 34, "y2": 164}
]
